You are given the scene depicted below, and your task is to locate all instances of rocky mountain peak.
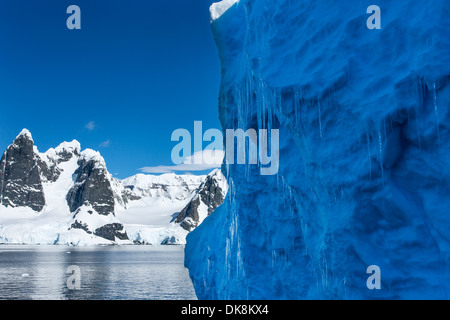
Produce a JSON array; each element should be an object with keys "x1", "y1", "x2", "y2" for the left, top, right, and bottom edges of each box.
[
  {"x1": 66, "y1": 150, "x2": 114, "y2": 216},
  {"x1": 11, "y1": 128, "x2": 34, "y2": 150},
  {"x1": 0, "y1": 128, "x2": 45, "y2": 212},
  {"x1": 15, "y1": 128, "x2": 33, "y2": 142}
]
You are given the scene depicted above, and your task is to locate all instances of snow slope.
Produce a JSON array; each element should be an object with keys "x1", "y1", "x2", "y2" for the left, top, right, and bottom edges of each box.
[
  {"x1": 185, "y1": 0, "x2": 450, "y2": 299},
  {"x1": 117, "y1": 173, "x2": 206, "y2": 245}
]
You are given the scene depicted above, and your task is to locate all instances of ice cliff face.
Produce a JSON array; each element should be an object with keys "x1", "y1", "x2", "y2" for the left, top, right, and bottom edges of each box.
[{"x1": 185, "y1": 0, "x2": 450, "y2": 299}]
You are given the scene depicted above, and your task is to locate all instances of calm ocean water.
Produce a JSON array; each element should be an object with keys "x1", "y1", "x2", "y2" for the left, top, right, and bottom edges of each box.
[{"x1": 0, "y1": 245, "x2": 197, "y2": 300}]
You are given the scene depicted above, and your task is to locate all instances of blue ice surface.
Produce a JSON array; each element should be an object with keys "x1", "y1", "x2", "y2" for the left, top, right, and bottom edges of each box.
[{"x1": 185, "y1": 0, "x2": 450, "y2": 299}]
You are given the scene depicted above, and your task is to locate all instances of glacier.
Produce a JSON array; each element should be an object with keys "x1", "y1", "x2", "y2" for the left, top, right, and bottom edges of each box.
[{"x1": 185, "y1": 0, "x2": 450, "y2": 299}]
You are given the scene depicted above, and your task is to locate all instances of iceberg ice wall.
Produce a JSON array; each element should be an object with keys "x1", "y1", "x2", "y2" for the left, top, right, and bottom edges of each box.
[{"x1": 185, "y1": 0, "x2": 450, "y2": 299}]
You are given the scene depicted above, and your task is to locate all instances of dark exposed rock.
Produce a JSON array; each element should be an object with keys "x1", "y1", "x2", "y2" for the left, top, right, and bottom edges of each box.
[
  {"x1": 55, "y1": 145, "x2": 79, "y2": 163},
  {"x1": 114, "y1": 181, "x2": 141, "y2": 208},
  {"x1": 37, "y1": 141, "x2": 80, "y2": 183},
  {"x1": 0, "y1": 130, "x2": 46, "y2": 212},
  {"x1": 66, "y1": 151, "x2": 129, "y2": 241},
  {"x1": 94, "y1": 223, "x2": 128, "y2": 241},
  {"x1": 199, "y1": 173, "x2": 227, "y2": 216},
  {"x1": 179, "y1": 198, "x2": 201, "y2": 231},
  {"x1": 124, "y1": 187, "x2": 142, "y2": 201},
  {"x1": 70, "y1": 220, "x2": 92, "y2": 234},
  {"x1": 176, "y1": 170, "x2": 227, "y2": 232},
  {"x1": 37, "y1": 158, "x2": 61, "y2": 183},
  {"x1": 66, "y1": 153, "x2": 115, "y2": 216},
  {"x1": 133, "y1": 239, "x2": 151, "y2": 245}
]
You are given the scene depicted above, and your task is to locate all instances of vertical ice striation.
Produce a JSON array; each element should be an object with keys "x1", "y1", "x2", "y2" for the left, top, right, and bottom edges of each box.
[
  {"x1": 433, "y1": 82, "x2": 441, "y2": 146},
  {"x1": 378, "y1": 130, "x2": 384, "y2": 186},
  {"x1": 318, "y1": 98, "x2": 323, "y2": 140},
  {"x1": 185, "y1": 0, "x2": 450, "y2": 299}
]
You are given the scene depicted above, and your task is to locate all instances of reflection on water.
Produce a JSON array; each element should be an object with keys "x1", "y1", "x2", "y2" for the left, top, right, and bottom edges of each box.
[{"x1": 0, "y1": 245, "x2": 197, "y2": 300}]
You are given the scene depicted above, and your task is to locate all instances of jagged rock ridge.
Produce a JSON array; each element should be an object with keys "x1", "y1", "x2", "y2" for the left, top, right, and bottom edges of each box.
[{"x1": 175, "y1": 169, "x2": 228, "y2": 232}]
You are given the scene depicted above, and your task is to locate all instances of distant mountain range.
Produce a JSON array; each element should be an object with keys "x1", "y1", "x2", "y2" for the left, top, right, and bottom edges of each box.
[{"x1": 0, "y1": 129, "x2": 227, "y2": 245}]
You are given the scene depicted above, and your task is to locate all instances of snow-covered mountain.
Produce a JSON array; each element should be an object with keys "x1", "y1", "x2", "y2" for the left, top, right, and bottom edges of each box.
[
  {"x1": 116, "y1": 170, "x2": 228, "y2": 245},
  {"x1": 122, "y1": 173, "x2": 203, "y2": 200},
  {"x1": 117, "y1": 173, "x2": 208, "y2": 245},
  {"x1": 0, "y1": 129, "x2": 227, "y2": 245},
  {"x1": 175, "y1": 169, "x2": 228, "y2": 232}
]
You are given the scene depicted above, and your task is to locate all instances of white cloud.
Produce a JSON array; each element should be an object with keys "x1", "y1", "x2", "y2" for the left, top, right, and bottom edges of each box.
[
  {"x1": 139, "y1": 150, "x2": 224, "y2": 174},
  {"x1": 99, "y1": 139, "x2": 111, "y2": 148},
  {"x1": 85, "y1": 121, "x2": 96, "y2": 131},
  {"x1": 182, "y1": 149, "x2": 224, "y2": 165}
]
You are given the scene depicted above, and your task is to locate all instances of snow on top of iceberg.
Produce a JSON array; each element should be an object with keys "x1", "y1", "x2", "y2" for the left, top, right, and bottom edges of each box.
[{"x1": 210, "y1": 0, "x2": 239, "y2": 22}]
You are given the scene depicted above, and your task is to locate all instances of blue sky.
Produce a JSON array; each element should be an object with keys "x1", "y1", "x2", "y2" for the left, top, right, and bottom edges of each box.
[{"x1": 0, "y1": 0, "x2": 223, "y2": 178}]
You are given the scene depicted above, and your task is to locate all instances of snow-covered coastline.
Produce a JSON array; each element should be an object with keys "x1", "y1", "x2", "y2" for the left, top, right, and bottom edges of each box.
[{"x1": 0, "y1": 130, "x2": 227, "y2": 246}]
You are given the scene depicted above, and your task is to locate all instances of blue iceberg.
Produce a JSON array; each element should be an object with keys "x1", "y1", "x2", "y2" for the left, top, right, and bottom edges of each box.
[{"x1": 185, "y1": 0, "x2": 450, "y2": 299}]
